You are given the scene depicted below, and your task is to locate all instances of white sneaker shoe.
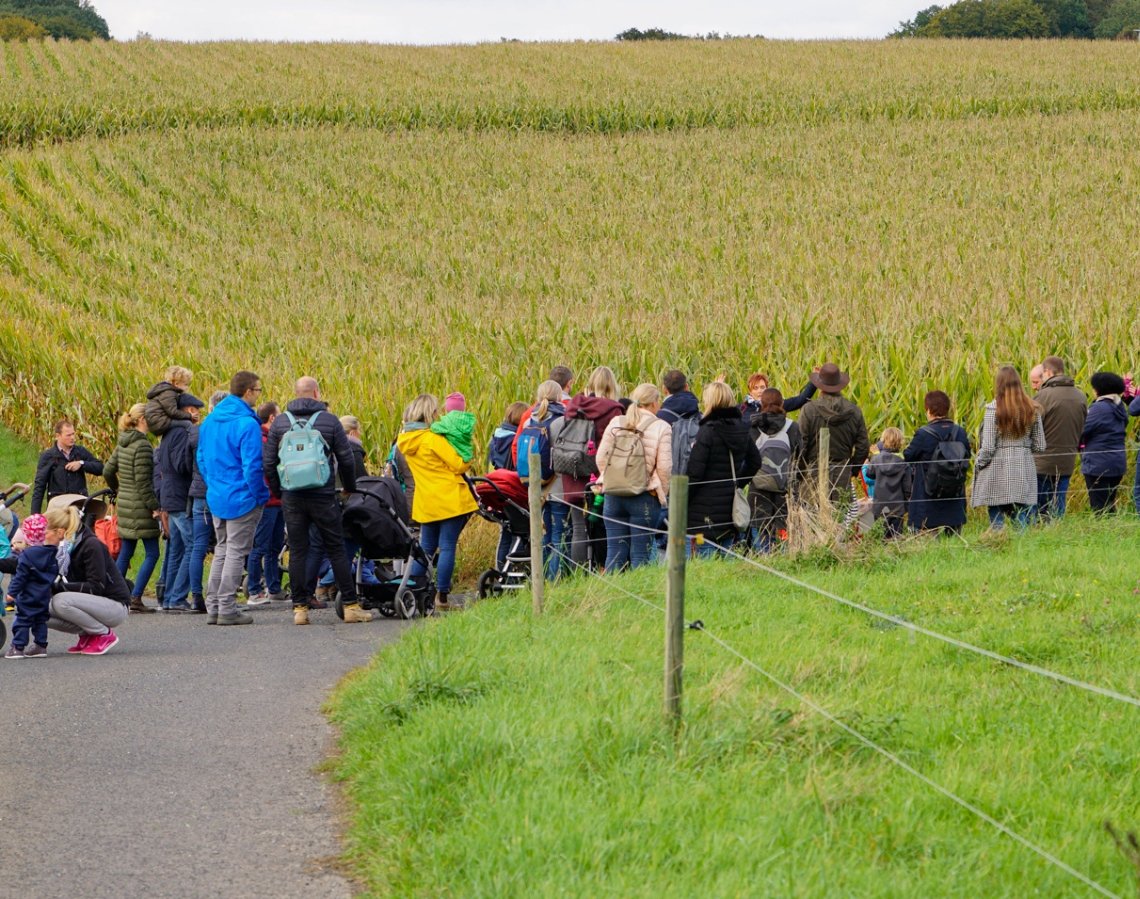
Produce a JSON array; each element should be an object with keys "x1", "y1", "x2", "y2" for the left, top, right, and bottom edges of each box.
[{"x1": 246, "y1": 592, "x2": 271, "y2": 606}]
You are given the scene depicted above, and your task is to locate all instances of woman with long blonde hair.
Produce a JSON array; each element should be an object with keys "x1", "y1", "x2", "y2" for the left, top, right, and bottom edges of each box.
[{"x1": 971, "y1": 365, "x2": 1046, "y2": 529}]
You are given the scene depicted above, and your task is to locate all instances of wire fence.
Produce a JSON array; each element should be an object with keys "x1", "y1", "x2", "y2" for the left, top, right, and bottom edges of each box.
[{"x1": 533, "y1": 531, "x2": 1123, "y2": 898}]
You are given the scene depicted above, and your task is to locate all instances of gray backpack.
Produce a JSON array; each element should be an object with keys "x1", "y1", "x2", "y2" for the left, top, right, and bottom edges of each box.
[
  {"x1": 670, "y1": 415, "x2": 701, "y2": 476},
  {"x1": 751, "y1": 420, "x2": 793, "y2": 493}
]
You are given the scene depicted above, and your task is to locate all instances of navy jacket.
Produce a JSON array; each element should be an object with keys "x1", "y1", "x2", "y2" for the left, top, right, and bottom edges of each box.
[
  {"x1": 904, "y1": 418, "x2": 972, "y2": 531},
  {"x1": 264, "y1": 398, "x2": 357, "y2": 497},
  {"x1": 488, "y1": 423, "x2": 518, "y2": 471},
  {"x1": 155, "y1": 420, "x2": 195, "y2": 513},
  {"x1": 31, "y1": 443, "x2": 104, "y2": 513},
  {"x1": 658, "y1": 390, "x2": 700, "y2": 425},
  {"x1": 9, "y1": 544, "x2": 59, "y2": 616},
  {"x1": 1081, "y1": 397, "x2": 1128, "y2": 478}
]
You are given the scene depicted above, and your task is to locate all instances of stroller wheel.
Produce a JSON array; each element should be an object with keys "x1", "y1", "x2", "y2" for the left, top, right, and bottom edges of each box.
[
  {"x1": 334, "y1": 591, "x2": 345, "y2": 620},
  {"x1": 477, "y1": 569, "x2": 504, "y2": 599},
  {"x1": 395, "y1": 586, "x2": 419, "y2": 620}
]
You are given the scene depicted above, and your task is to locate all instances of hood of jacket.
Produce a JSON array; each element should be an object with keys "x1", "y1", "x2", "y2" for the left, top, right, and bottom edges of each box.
[
  {"x1": 146, "y1": 380, "x2": 175, "y2": 401},
  {"x1": 751, "y1": 411, "x2": 787, "y2": 436},
  {"x1": 492, "y1": 423, "x2": 517, "y2": 439},
  {"x1": 808, "y1": 393, "x2": 859, "y2": 425},
  {"x1": 700, "y1": 406, "x2": 751, "y2": 453},
  {"x1": 432, "y1": 410, "x2": 477, "y2": 438},
  {"x1": 565, "y1": 394, "x2": 623, "y2": 421},
  {"x1": 659, "y1": 390, "x2": 700, "y2": 421},
  {"x1": 211, "y1": 393, "x2": 259, "y2": 425},
  {"x1": 284, "y1": 397, "x2": 329, "y2": 419},
  {"x1": 1092, "y1": 394, "x2": 1127, "y2": 418},
  {"x1": 117, "y1": 428, "x2": 149, "y2": 449},
  {"x1": 396, "y1": 427, "x2": 432, "y2": 458},
  {"x1": 1040, "y1": 375, "x2": 1077, "y2": 391}
]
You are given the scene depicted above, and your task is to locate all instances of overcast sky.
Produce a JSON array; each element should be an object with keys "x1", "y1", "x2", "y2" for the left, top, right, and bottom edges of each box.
[{"x1": 94, "y1": 1, "x2": 918, "y2": 43}]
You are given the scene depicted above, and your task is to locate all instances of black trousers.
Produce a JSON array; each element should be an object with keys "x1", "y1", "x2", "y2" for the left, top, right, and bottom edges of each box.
[{"x1": 281, "y1": 491, "x2": 358, "y2": 607}]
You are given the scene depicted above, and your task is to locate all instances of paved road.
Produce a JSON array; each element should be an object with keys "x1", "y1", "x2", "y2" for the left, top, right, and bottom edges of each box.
[{"x1": 0, "y1": 602, "x2": 408, "y2": 898}]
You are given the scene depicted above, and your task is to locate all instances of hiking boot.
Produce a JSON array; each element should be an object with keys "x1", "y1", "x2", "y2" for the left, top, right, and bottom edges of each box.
[
  {"x1": 4, "y1": 599, "x2": 14, "y2": 614},
  {"x1": 165, "y1": 600, "x2": 194, "y2": 613},
  {"x1": 67, "y1": 634, "x2": 92, "y2": 654},
  {"x1": 268, "y1": 591, "x2": 289, "y2": 602},
  {"x1": 129, "y1": 599, "x2": 156, "y2": 614},
  {"x1": 81, "y1": 631, "x2": 119, "y2": 655},
  {"x1": 246, "y1": 592, "x2": 271, "y2": 606},
  {"x1": 190, "y1": 594, "x2": 207, "y2": 613},
  {"x1": 4, "y1": 644, "x2": 25, "y2": 659},
  {"x1": 216, "y1": 611, "x2": 253, "y2": 626},
  {"x1": 293, "y1": 606, "x2": 310, "y2": 626},
  {"x1": 22, "y1": 644, "x2": 47, "y2": 658},
  {"x1": 206, "y1": 613, "x2": 218, "y2": 625},
  {"x1": 342, "y1": 603, "x2": 373, "y2": 623}
]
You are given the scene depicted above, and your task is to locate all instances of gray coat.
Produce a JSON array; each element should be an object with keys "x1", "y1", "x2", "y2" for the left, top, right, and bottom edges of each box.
[{"x1": 971, "y1": 402, "x2": 1046, "y2": 507}]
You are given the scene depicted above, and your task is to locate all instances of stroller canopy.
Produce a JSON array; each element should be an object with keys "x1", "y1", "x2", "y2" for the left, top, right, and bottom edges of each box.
[{"x1": 342, "y1": 476, "x2": 414, "y2": 559}]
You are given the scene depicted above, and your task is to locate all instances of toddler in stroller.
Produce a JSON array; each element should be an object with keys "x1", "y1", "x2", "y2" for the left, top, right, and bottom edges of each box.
[
  {"x1": 465, "y1": 469, "x2": 532, "y2": 599},
  {"x1": 340, "y1": 476, "x2": 436, "y2": 619}
]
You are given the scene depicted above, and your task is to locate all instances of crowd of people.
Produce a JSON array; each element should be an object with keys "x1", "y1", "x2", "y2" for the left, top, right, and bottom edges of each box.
[{"x1": 2, "y1": 355, "x2": 1139, "y2": 657}]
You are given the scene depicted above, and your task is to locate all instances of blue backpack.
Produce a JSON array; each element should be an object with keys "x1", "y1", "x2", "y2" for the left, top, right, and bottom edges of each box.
[
  {"x1": 276, "y1": 410, "x2": 330, "y2": 491},
  {"x1": 516, "y1": 416, "x2": 554, "y2": 484}
]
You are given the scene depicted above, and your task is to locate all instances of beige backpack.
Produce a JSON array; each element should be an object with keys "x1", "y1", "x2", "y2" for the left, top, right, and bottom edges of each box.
[{"x1": 601, "y1": 422, "x2": 649, "y2": 496}]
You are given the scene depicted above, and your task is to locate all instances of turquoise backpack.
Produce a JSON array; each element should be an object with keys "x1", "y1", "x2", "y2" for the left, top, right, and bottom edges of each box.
[{"x1": 277, "y1": 410, "x2": 330, "y2": 491}]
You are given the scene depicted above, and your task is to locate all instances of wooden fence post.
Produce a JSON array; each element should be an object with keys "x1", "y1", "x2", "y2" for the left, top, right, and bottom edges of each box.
[
  {"x1": 528, "y1": 452, "x2": 544, "y2": 615},
  {"x1": 818, "y1": 426, "x2": 831, "y2": 513},
  {"x1": 665, "y1": 474, "x2": 688, "y2": 725}
]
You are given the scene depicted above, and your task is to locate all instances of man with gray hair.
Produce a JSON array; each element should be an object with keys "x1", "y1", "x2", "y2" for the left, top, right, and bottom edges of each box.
[
  {"x1": 265, "y1": 376, "x2": 372, "y2": 626},
  {"x1": 1033, "y1": 355, "x2": 1086, "y2": 519}
]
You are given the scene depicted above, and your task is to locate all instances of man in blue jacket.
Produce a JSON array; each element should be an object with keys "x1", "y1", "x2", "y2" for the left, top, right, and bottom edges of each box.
[{"x1": 196, "y1": 371, "x2": 269, "y2": 626}]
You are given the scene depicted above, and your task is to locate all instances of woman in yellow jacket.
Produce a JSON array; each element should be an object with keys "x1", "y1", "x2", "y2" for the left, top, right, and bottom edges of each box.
[{"x1": 396, "y1": 394, "x2": 477, "y2": 611}]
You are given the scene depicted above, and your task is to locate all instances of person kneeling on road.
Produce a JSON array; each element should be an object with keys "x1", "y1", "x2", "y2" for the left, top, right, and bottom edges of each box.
[{"x1": 264, "y1": 376, "x2": 372, "y2": 626}]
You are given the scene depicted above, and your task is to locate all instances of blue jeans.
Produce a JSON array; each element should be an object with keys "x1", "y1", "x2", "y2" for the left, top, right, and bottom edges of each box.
[
  {"x1": 544, "y1": 499, "x2": 569, "y2": 580},
  {"x1": 117, "y1": 536, "x2": 160, "y2": 599},
  {"x1": 247, "y1": 504, "x2": 285, "y2": 594},
  {"x1": 410, "y1": 513, "x2": 471, "y2": 594},
  {"x1": 1035, "y1": 474, "x2": 1071, "y2": 519},
  {"x1": 987, "y1": 504, "x2": 1033, "y2": 530},
  {"x1": 164, "y1": 510, "x2": 193, "y2": 606},
  {"x1": 603, "y1": 493, "x2": 658, "y2": 572},
  {"x1": 189, "y1": 498, "x2": 213, "y2": 598}
]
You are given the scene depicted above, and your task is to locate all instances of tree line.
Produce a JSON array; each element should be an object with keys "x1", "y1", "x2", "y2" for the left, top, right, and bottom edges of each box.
[
  {"x1": 0, "y1": 0, "x2": 109, "y2": 41},
  {"x1": 893, "y1": 0, "x2": 1140, "y2": 38}
]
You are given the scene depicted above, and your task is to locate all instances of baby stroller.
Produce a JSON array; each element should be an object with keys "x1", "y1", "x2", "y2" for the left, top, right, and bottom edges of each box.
[
  {"x1": 340, "y1": 476, "x2": 435, "y2": 619},
  {"x1": 465, "y1": 469, "x2": 532, "y2": 599}
]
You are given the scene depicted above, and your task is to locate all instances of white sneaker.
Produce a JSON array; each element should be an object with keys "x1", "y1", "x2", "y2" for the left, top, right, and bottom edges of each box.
[{"x1": 246, "y1": 592, "x2": 271, "y2": 606}]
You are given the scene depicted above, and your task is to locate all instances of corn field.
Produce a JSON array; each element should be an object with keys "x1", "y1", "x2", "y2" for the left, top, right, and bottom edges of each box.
[{"x1": 1, "y1": 39, "x2": 1139, "y2": 461}]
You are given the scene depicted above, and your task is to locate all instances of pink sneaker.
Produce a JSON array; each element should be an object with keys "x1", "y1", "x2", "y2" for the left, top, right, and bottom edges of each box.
[
  {"x1": 68, "y1": 634, "x2": 93, "y2": 654},
  {"x1": 81, "y1": 631, "x2": 119, "y2": 656}
]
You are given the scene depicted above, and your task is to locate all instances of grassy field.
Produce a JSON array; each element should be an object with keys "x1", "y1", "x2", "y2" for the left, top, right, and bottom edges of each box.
[{"x1": 329, "y1": 516, "x2": 1140, "y2": 897}]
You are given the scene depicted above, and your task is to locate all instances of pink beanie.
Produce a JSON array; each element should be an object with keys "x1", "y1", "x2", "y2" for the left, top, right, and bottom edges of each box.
[
  {"x1": 445, "y1": 392, "x2": 466, "y2": 412},
  {"x1": 22, "y1": 513, "x2": 48, "y2": 546}
]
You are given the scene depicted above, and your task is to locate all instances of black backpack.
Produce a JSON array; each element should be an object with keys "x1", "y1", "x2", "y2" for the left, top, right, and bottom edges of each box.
[{"x1": 921, "y1": 425, "x2": 969, "y2": 498}]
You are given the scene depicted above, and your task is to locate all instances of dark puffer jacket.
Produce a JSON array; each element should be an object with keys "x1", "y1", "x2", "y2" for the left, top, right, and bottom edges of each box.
[
  {"x1": 264, "y1": 398, "x2": 358, "y2": 497},
  {"x1": 686, "y1": 406, "x2": 761, "y2": 539},
  {"x1": 104, "y1": 429, "x2": 160, "y2": 540}
]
